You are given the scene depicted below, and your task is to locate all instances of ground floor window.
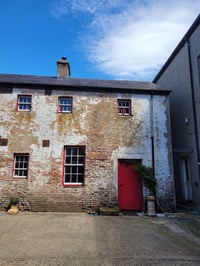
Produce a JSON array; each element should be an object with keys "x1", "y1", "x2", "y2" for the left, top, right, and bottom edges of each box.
[
  {"x1": 63, "y1": 146, "x2": 85, "y2": 185},
  {"x1": 13, "y1": 154, "x2": 29, "y2": 178}
]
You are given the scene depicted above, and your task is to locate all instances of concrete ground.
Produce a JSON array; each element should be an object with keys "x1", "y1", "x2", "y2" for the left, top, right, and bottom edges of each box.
[{"x1": 0, "y1": 212, "x2": 199, "y2": 265}]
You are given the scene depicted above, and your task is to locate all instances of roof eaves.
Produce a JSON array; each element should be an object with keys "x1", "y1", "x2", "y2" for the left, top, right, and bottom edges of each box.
[
  {"x1": 0, "y1": 80, "x2": 170, "y2": 95},
  {"x1": 0, "y1": 74, "x2": 170, "y2": 95}
]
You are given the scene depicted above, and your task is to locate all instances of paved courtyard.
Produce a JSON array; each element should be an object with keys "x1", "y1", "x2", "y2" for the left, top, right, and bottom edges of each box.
[{"x1": 0, "y1": 212, "x2": 199, "y2": 265}]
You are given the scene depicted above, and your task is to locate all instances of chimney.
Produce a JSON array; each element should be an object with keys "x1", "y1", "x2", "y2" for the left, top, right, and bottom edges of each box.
[{"x1": 57, "y1": 57, "x2": 71, "y2": 78}]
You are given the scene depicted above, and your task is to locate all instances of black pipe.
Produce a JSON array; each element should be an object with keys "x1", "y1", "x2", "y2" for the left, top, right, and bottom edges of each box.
[
  {"x1": 150, "y1": 94, "x2": 155, "y2": 171},
  {"x1": 187, "y1": 39, "x2": 200, "y2": 180},
  {"x1": 151, "y1": 136, "x2": 155, "y2": 171}
]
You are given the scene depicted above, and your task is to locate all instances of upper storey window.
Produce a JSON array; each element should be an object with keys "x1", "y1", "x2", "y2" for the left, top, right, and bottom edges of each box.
[
  {"x1": 117, "y1": 99, "x2": 131, "y2": 116},
  {"x1": 59, "y1": 97, "x2": 72, "y2": 113},
  {"x1": 17, "y1": 95, "x2": 32, "y2": 111}
]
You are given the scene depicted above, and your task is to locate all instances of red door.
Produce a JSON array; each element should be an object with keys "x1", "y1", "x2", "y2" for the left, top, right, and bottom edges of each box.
[{"x1": 118, "y1": 160, "x2": 143, "y2": 211}]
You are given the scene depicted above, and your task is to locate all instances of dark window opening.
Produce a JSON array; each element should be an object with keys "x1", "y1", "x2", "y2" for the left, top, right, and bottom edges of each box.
[
  {"x1": 17, "y1": 95, "x2": 32, "y2": 111},
  {"x1": 59, "y1": 97, "x2": 72, "y2": 113},
  {"x1": 63, "y1": 146, "x2": 85, "y2": 185},
  {"x1": 117, "y1": 99, "x2": 131, "y2": 116},
  {"x1": 13, "y1": 154, "x2": 29, "y2": 178}
]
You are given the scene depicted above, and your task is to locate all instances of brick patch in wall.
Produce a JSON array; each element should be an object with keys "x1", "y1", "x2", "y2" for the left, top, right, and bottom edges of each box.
[
  {"x1": 42, "y1": 140, "x2": 50, "y2": 147},
  {"x1": 0, "y1": 138, "x2": 8, "y2": 146}
]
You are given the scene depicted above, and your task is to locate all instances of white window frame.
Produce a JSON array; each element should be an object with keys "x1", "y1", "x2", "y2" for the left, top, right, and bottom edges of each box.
[
  {"x1": 117, "y1": 99, "x2": 131, "y2": 116},
  {"x1": 63, "y1": 146, "x2": 85, "y2": 186},
  {"x1": 59, "y1": 97, "x2": 72, "y2": 113},
  {"x1": 17, "y1": 95, "x2": 32, "y2": 111},
  {"x1": 13, "y1": 154, "x2": 29, "y2": 178}
]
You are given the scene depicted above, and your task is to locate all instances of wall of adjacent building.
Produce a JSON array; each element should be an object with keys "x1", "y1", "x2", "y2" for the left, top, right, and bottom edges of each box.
[
  {"x1": 154, "y1": 24, "x2": 200, "y2": 209},
  {"x1": 0, "y1": 87, "x2": 174, "y2": 211}
]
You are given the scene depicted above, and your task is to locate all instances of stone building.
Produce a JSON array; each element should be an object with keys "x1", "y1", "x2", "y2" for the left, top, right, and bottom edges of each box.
[
  {"x1": 153, "y1": 15, "x2": 200, "y2": 210},
  {"x1": 0, "y1": 57, "x2": 175, "y2": 212}
]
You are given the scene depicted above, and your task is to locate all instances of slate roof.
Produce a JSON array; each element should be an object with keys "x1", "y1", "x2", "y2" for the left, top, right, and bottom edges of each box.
[{"x1": 0, "y1": 73, "x2": 170, "y2": 95}]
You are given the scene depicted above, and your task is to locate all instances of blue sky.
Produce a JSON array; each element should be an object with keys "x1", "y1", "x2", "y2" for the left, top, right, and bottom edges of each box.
[{"x1": 0, "y1": 1, "x2": 199, "y2": 81}]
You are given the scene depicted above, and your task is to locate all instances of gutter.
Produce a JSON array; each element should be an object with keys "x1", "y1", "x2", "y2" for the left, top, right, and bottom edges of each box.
[{"x1": 150, "y1": 93, "x2": 155, "y2": 171}]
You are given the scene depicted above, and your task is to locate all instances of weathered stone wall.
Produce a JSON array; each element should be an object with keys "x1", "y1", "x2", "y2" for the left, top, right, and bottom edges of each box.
[{"x1": 0, "y1": 87, "x2": 174, "y2": 211}]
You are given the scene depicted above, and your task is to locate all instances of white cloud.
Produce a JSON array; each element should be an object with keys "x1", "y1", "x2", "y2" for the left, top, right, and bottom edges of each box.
[{"x1": 51, "y1": 0, "x2": 200, "y2": 80}]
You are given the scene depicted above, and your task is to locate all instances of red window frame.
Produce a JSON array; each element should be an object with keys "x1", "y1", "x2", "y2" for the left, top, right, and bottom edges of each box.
[
  {"x1": 12, "y1": 153, "x2": 29, "y2": 179},
  {"x1": 117, "y1": 99, "x2": 131, "y2": 116},
  {"x1": 17, "y1": 95, "x2": 32, "y2": 111},
  {"x1": 58, "y1": 97, "x2": 73, "y2": 113},
  {"x1": 62, "y1": 146, "x2": 85, "y2": 187}
]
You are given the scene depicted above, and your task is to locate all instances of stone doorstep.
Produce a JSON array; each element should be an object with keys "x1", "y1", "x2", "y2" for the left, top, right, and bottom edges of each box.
[{"x1": 99, "y1": 207, "x2": 119, "y2": 216}]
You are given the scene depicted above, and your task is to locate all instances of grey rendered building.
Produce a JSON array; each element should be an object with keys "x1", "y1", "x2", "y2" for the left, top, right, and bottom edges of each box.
[{"x1": 153, "y1": 14, "x2": 200, "y2": 210}]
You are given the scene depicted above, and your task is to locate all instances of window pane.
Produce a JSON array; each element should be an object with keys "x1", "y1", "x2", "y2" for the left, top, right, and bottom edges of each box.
[
  {"x1": 65, "y1": 174, "x2": 70, "y2": 183},
  {"x1": 72, "y1": 157, "x2": 77, "y2": 164},
  {"x1": 60, "y1": 99, "x2": 64, "y2": 104},
  {"x1": 78, "y1": 166, "x2": 83, "y2": 174},
  {"x1": 66, "y1": 148, "x2": 71, "y2": 156},
  {"x1": 78, "y1": 175, "x2": 83, "y2": 183},
  {"x1": 23, "y1": 170, "x2": 27, "y2": 176},
  {"x1": 14, "y1": 170, "x2": 19, "y2": 176},
  {"x1": 79, "y1": 147, "x2": 84, "y2": 155},
  {"x1": 125, "y1": 108, "x2": 130, "y2": 114},
  {"x1": 72, "y1": 175, "x2": 77, "y2": 183},
  {"x1": 118, "y1": 108, "x2": 122, "y2": 114},
  {"x1": 65, "y1": 166, "x2": 71, "y2": 173},
  {"x1": 65, "y1": 156, "x2": 71, "y2": 164},
  {"x1": 78, "y1": 157, "x2": 83, "y2": 164},
  {"x1": 71, "y1": 148, "x2": 77, "y2": 156},
  {"x1": 72, "y1": 166, "x2": 77, "y2": 173},
  {"x1": 67, "y1": 98, "x2": 72, "y2": 104}
]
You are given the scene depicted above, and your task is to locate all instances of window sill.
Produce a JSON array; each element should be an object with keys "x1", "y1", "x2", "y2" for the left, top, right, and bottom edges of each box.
[
  {"x1": 12, "y1": 177, "x2": 28, "y2": 180},
  {"x1": 58, "y1": 112, "x2": 72, "y2": 114},
  {"x1": 63, "y1": 183, "x2": 84, "y2": 187},
  {"x1": 117, "y1": 114, "x2": 133, "y2": 117}
]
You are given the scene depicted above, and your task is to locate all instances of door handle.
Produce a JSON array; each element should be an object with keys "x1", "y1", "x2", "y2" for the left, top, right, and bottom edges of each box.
[{"x1": 120, "y1": 184, "x2": 123, "y2": 187}]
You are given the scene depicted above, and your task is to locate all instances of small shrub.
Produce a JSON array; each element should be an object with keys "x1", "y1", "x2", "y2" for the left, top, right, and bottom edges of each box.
[
  {"x1": 10, "y1": 197, "x2": 19, "y2": 206},
  {"x1": 135, "y1": 165, "x2": 157, "y2": 195}
]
